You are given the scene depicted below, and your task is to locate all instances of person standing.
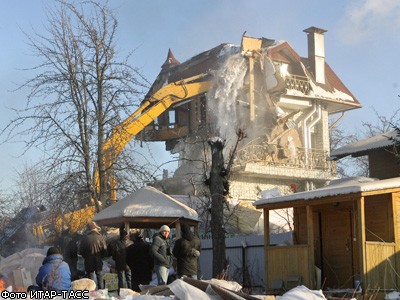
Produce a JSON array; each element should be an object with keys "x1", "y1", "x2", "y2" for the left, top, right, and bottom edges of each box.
[
  {"x1": 172, "y1": 223, "x2": 201, "y2": 279},
  {"x1": 151, "y1": 225, "x2": 172, "y2": 285},
  {"x1": 28, "y1": 246, "x2": 72, "y2": 291},
  {"x1": 126, "y1": 230, "x2": 154, "y2": 292},
  {"x1": 79, "y1": 221, "x2": 107, "y2": 289},
  {"x1": 55, "y1": 226, "x2": 79, "y2": 280},
  {"x1": 110, "y1": 227, "x2": 132, "y2": 293}
]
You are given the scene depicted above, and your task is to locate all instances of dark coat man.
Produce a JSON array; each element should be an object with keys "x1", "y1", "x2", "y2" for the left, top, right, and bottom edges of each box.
[
  {"x1": 109, "y1": 228, "x2": 132, "y2": 292},
  {"x1": 55, "y1": 227, "x2": 79, "y2": 280},
  {"x1": 79, "y1": 221, "x2": 107, "y2": 289},
  {"x1": 172, "y1": 223, "x2": 201, "y2": 279},
  {"x1": 126, "y1": 231, "x2": 154, "y2": 292}
]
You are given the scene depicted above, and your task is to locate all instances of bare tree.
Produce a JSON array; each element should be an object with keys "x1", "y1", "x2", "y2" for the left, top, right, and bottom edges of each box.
[
  {"x1": 329, "y1": 125, "x2": 363, "y2": 177},
  {"x1": 2, "y1": 1, "x2": 151, "y2": 210},
  {"x1": 0, "y1": 190, "x2": 14, "y2": 233},
  {"x1": 12, "y1": 164, "x2": 50, "y2": 209},
  {"x1": 208, "y1": 137, "x2": 228, "y2": 277},
  {"x1": 206, "y1": 129, "x2": 244, "y2": 277},
  {"x1": 9, "y1": 163, "x2": 92, "y2": 227}
]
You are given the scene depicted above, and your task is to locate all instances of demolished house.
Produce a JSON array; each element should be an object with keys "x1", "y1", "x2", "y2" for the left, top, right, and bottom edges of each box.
[{"x1": 140, "y1": 27, "x2": 361, "y2": 233}]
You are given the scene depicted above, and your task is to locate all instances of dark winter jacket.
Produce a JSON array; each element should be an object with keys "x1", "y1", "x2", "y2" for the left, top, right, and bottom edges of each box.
[
  {"x1": 126, "y1": 236, "x2": 154, "y2": 290},
  {"x1": 151, "y1": 232, "x2": 172, "y2": 268},
  {"x1": 172, "y1": 223, "x2": 201, "y2": 277},
  {"x1": 110, "y1": 236, "x2": 132, "y2": 271},
  {"x1": 79, "y1": 229, "x2": 107, "y2": 273},
  {"x1": 56, "y1": 231, "x2": 79, "y2": 279},
  {"x1": 35, "y1": 254, "x2": 72, "y2": 291}
]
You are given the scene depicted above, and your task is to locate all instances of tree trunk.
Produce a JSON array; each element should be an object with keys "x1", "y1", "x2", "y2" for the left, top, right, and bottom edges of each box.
[{"x1": 208, "y1": 137, "x2": 227, "y2": 277}]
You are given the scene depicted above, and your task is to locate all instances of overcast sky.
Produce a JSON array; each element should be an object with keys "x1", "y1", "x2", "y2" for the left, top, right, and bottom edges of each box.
[{"x1": 0, "y1": 0, "x2": 399, "y2": 190}]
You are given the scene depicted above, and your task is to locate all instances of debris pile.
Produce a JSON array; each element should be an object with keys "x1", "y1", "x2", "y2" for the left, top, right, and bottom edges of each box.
[{"x1": 0, "y1": 248, "x2": 331, "y2": 299}]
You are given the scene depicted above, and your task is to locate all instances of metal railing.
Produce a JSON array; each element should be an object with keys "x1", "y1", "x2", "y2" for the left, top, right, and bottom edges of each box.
[{"x1": 235, "y1": 143, "x2": 336, "y2": 173}]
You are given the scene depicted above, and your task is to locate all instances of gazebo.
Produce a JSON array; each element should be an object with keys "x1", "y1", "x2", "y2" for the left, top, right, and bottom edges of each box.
[
  {"x1": 254, "y1": 177, "x2": 400, "y2": 298},
  {"x1": 93, "y1": 186, "x2": 199, "y2": 236}
]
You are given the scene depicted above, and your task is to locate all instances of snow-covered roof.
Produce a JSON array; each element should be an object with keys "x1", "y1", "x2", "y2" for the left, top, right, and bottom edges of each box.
[
  {"x1": 330, "y1": 130, "x2": 397, "y2": 160},
  {"x1": 254, "y1": 176, "x2": 400, "y2": 207},
  {"x1": 93, "y1": 186, "x2": 198, "y2": 228}
]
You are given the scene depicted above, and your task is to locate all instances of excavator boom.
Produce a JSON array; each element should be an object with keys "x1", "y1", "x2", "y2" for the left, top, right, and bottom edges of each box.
[
  {"x1": 28, "y1": 74, "x2": 211, "y2": 245},
  {"x1": 95, "y1": 74, "x2": 211, "y2": 197}
]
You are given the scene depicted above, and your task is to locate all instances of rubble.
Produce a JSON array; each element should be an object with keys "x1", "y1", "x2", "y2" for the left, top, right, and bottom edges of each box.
[{"x1": 0, "y1": 248, "x2": 331, "y2": 300}]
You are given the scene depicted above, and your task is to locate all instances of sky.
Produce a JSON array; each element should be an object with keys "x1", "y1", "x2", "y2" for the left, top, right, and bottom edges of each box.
[{"x1": 0, "y1": 0, "x2": 399, "y2": 191}]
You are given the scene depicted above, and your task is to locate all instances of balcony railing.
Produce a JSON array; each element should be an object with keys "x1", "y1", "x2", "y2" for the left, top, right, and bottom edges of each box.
[
  {"x1": 234, "y1": 143, "x2": 336, "y2": 173},
  {"x1": 285, "y1": 75, "x2": 311, "y2": 95}
]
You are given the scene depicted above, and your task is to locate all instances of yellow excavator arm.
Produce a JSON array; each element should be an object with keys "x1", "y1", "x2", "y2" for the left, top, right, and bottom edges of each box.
[{"x1": 95, "y1": 73, "x2": 212, "y2": 201}]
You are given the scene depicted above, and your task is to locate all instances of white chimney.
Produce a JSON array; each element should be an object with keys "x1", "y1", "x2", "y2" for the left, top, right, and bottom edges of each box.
[{"x1": 303, "y1": 26, "x2": 327, "y2": 84}]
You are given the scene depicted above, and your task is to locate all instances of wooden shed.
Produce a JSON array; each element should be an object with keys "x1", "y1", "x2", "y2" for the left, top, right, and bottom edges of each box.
[
  {"x1": 254, "y1": 177, "x2": 400, "y2": 297},
  {"x1": 330, "y1": 130, "x2": 400, "y2": 180}
]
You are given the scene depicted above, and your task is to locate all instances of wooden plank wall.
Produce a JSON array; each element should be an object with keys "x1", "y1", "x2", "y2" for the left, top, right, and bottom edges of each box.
[
  {"x1": 392, "y1": 192, "x2": 400, "y2": 288},
  {"x1": 365, "y1": 194, "x2": 393, "y2": 242},
  {"x1": 365, "y1": 241, "x2": 396, "y2": 290},
  {"x1": 266, "y1": 245, "x2": 309, "y2": 288}
]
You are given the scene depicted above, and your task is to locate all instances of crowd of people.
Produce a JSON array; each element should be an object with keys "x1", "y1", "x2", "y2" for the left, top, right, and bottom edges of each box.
[{"x1": 27, "y1": 221, "x2": 202, "y2": 293}]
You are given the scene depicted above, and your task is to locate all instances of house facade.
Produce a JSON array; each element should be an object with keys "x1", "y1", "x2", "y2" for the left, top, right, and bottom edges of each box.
[{"x1": 141, "y1": 27, "x2": 361, "y2": 233}]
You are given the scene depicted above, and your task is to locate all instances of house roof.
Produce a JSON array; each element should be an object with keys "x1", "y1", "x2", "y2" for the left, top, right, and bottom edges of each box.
[
  {"x1": 254, "y1": 176, "x2": 400, "y2": 209},
  {"x1": 93, "y1": 186, "x2": 199, "y2": 229},
  {"x1": 167, "y1": 43, "x2": 238, "y2": 82},
  {"x1": 330, "y1": 130, "x2": 398, "y2": 159},
  {"x1": 162, "y1": 35, "x2": 360, "y2": 113},
  {"x1": 267, "y1": 41, "x2": 360, "y2": 112}
]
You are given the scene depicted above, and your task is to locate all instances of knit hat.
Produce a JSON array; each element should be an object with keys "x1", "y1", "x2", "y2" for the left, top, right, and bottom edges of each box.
[
  {"x1": 159, "y1": 225, "x2": 170, "y2": 232},
  {"x1": 87, "y1": 221, "x2": 100, "y2": 231},
  {"x1": 47, "y1": 246, "x2": 61, "y2": 256}
]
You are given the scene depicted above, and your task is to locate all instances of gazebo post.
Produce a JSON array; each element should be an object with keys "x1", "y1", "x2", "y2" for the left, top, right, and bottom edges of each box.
[
  {"x1": 392, "y1": 192, "x2": 400, "y2": 288},
  {"x1": 176, "y1": 222, "x2": 181, "y2": 238},
  {"x1": 263, "y1": 208, "x2": 270, "y2": 290},
  {"x1": 306, "y1": 205, "x2": 315, "y2": 288},
  {"x1": 124, "y1": 221, "x2": 130, "y2": 234},
  {"x1": 357, "y1": 196, "x2": 366, "y2": 291}
]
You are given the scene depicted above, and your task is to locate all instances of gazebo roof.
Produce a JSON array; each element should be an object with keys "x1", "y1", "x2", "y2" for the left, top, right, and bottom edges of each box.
[{"x1": 93, "y1": 186, "x2": 199, "y2": 229}]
